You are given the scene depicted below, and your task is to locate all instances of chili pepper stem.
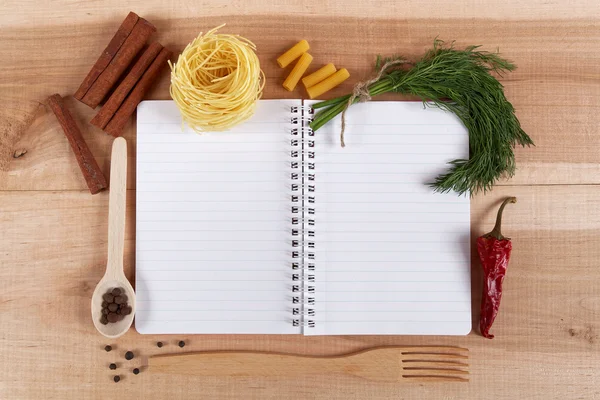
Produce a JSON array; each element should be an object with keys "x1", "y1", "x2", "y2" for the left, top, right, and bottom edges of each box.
[{"x1": 484, "y1": 197, "x2": 517, "y2": 240}]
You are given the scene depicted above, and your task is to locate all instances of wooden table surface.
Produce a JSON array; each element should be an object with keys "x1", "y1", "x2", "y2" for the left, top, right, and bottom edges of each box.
[{"x1": 1, "y1": 1, "x2": 600, "y2": 399}]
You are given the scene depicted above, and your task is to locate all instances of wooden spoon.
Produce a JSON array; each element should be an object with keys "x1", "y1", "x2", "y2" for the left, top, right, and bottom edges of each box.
[{"x1": 91, "y1": 137, "x2": 135, "y2": 338}]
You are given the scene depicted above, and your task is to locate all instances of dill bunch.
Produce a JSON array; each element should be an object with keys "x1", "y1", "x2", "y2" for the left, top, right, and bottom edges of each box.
[{"x1": 309, "y1": 40, "x2": 533, "y2": 195}]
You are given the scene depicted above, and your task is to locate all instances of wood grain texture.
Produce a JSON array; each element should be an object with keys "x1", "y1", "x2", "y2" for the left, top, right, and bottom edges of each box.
[{"x1": 1, "y1": 1, "x2": 600, "y2": 399}]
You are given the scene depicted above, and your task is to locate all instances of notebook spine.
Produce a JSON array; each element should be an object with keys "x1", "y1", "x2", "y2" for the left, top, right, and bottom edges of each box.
[{"x1": 290, "y1": 105, "x2": 316, "y2": 330}]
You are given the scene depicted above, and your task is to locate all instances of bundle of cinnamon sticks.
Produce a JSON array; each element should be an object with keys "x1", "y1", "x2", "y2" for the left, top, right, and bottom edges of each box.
[{"x1": 48, "y1": 12, "x2": 171, "y2": 194}]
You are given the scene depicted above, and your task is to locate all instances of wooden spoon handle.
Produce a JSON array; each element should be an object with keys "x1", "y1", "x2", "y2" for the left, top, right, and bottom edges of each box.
[
  {"x1": 106, "y1": 137, "x2": 127, "y2": 278},
  {"x1": 149, "y1": 351, "x2": 340, "y2": 377}
]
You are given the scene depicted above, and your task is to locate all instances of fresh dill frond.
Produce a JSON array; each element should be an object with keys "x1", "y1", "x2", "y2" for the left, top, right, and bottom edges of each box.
[{"x1": 310, "y1": 41, "x2": 533, "y2": 196}]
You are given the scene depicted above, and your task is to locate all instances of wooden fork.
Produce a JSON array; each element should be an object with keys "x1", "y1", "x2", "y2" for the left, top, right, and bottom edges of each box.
[{"x1": 147, "y1": 346, "x2": 469, "y2": 382}]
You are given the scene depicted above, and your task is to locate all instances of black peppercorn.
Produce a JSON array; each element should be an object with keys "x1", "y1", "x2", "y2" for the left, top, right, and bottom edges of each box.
[
  {"x1": 133, "y1": 368, "x2": 140, "y2": 375},
  {"x1": 109, "y1": 363, "x2": 117, "y2": 370},
  {"x1": 125, "y1": 351, "x2": 134, "y2": 360},
  {"x1": 156, "y1": 341, "x2": 163, "y2": 348},
  {"x1": 104, "y1": 345, "x2": 112, "y2": 352},
  {"x1": 113, "y1": 375, "x2": 120, "y2": 383},
  {"x1": 178, "y1": 340, "x2": 185, "y2": 348}
]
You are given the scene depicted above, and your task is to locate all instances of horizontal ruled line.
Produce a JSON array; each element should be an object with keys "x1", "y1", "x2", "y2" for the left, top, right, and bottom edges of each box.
[
  {"x1": 138, "y1": 260, "x2": 288, "y2": 262},
  {"x1": 138, "y1": 180, "x2": 286, "y2": 183},
  {"x1": 140, "y1": 141, "x2": 289, "y2": 144},
  {"x1": 321, "y1": 300, "x2": 468, "y2": 303},
  {"x1": 135, "y1": 299, "x2": 468, "y2": 303},
  {"x1": 137, "y1": 196, "x2": 282, "y2": 200},
  {"x1": 139, "y1": 249, "x2": 286, "y2": 252},
  {"x1": 137, "y1": 192, "x2": 289, "y2": 195},
  {"x1": 137, "y1": 220, "x2": 283, "y2": 222},
  {"x1": 321, "y1": 290, "x2": 467, "y2": 293},
  {"x1": 312, "y1": 320, "x2": 471, "y2": 323},
  {"x1": 137, "y1": 210, "x2": 285, "y2": 213},
  {"x1": 138, "y1": 161, "x2": 286, "y2": 164},
  {"x1": 139, "y1": 171, "x2": 286, "y2": 173},
  {"x1": 136, "y1": 299, "x2": 284, "y2": 302},
  {"x1": 140, "y1": 265, "x2": 288, "y2": 274},
  {"x1": 138, "y1": 239, "x2": 284, "y2": 242},
  {"x1": 139, "y1": 319, "x2": 287, "y2": 322},
  {"x1": 136, "y1": 310, "x2": 288, "y2": 312},
  {"x1": 318, "y1": 210, "x2": 467, "y2": 214},
  {"x1": 138, "y1": 280, "x2": 466, "y2": 283},
  {"x1": 137, "y1": 229, "x2": 287, "y2": 233},
  {"x1": 342, "y1": 123, "x2": 460, "y2": 126},
  {"x1": 136, "y1": 289, "x2": 289, "y2": 292},
  {"x1": 139, "y1": 151, "x2": 286, "y2": 154},
  {"x1": 136, "y1": 289, "x2": 463, "y2": 293}
]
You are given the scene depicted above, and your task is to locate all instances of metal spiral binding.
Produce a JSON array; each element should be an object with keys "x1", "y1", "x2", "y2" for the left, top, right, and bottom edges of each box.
[
  {"x1": 290, "y1": 105, "x2": 317, "y2": 329},
  {"x1": 303, "y1": 107, "x2": 316, "y2": 329},
  {"x1": 290, "y1": 106, "x2": 303, "y2": 327}
]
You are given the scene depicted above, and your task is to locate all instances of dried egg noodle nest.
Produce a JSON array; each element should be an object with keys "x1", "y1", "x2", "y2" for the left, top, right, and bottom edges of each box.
[{"x1": 169, "y1": 25, "x2": 265, "y2": 132}]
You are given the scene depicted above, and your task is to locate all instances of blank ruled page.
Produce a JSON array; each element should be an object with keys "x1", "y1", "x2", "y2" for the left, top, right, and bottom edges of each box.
[
  {"x1": 135, "y1": 100, "x2": 300, "y2": 334},
  {"x1": 307, "y1": 101, "x2": 471, "y2": 335}
]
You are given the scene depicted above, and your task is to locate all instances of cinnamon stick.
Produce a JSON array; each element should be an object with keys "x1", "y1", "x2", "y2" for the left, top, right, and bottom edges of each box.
[
  {"x1": 105, "y1": 47, "x2": 172, "y2": 137},
  {"x1": 90, "y1": 42, "x2": 163, "y2": 130},
  {"x1": 81, "y1": 18, "x2": 156, "y2": 109},
  {"x1": 74, "y1": 12, "x2": 139, "y2": 101},
  {"x1": 47, "y1": 94, "x2": 107, "y2": 194}
]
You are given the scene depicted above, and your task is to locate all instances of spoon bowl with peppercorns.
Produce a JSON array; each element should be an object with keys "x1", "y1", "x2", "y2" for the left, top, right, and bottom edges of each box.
[{"x1": 91, "y1": 138, "x2": 136, "y2": 338}]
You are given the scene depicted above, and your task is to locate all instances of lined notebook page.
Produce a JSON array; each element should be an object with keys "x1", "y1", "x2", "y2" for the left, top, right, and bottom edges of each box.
[
  {"x1": 136, "y1": 100, "x2": 300, "y2": 334},
  {"x1": 307, "y1": 101, "x2": 471, "y2": 335}
]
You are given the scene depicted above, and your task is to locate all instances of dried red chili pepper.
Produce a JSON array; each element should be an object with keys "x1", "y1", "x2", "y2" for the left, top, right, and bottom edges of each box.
[{"x1": 477, "y1": 196, "x2": 517, "y2": 339}]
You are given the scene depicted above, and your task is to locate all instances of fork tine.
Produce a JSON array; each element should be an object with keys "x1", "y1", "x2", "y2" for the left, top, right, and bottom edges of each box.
[
  {"x1": 402, "y1": 375, "x2": 470, "y2": 382},
  {"x1": 402, "y1": 361, "x2": 469, "y2": 369},
  {"x1": 403, "y1": 367, "x2": 469, "y2": 375},
  {"x1": 402, "y1": 353, "x2": 469, "y2": 360},
  {"x1": 400, "y1": 346, "x2": 468, "y2": 353}
]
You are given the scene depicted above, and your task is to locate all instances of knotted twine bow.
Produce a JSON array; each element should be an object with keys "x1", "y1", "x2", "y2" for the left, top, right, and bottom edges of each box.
[{"x1": 339, "y1": 59, "x2": 409, "y2": 147}]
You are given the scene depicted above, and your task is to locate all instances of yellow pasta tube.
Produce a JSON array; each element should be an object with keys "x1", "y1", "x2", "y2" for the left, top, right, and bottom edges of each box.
[
  {"x1": 302, "y1": 63, "x2": 336, "y2": 89},
  {"x1": 277, "y1": 40, "x2": 310, "y2": 68},
  {"x1": 283, "y1": 53, "x2": 313, "y2": 91},
  {"x1": 306, "y1": 68, "x2": 350, "y2": 99}
]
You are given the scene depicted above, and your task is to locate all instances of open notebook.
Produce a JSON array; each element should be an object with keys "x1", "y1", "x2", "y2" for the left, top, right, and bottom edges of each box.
[{"x1": 135, "y1": 99, "x2": 471, "y2": 335}]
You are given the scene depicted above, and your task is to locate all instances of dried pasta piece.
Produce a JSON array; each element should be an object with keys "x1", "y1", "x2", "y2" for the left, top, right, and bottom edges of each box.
[
  {"x1": 277, "y1": 40, "x2": 309, "y2": 68},
  {"x1": 302, "y1": 63, "x2": 336, "y2": 89},
  {"x1": 306, "y1": 68, "x2": 350, "y2": 99},
  {"x1": 283, "y1": 53, "x2": 313, "y2": 92}
]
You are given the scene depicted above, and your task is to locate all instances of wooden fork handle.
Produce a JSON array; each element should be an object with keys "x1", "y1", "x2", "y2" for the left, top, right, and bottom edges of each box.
[{"x1": 149, "y1": 351, "x2": 340, "y2": 378}]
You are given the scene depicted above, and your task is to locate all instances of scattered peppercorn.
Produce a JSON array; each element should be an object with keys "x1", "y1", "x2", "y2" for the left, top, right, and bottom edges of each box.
[
  {"x1": 156, "y1": 341, "x2": 163, "y2": 348},
  {"x1": 125, "y1": 351, "x2": 134, "y2": 360},
  {"x1": 109, "y1": 363, "x2": 117, "y2": 370},
  {"x1": 104, "y1": 345, "x2": 112, "y2": 352},
  {"x1": 178, "y1": 340, "x2": 185, "y2": 348},
  {"x1": 113, "y1": 375, "x2": 120, "y2": 383},
  {"x1": 133, "y1": 368, "x2": 140, "y2": 375}
]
